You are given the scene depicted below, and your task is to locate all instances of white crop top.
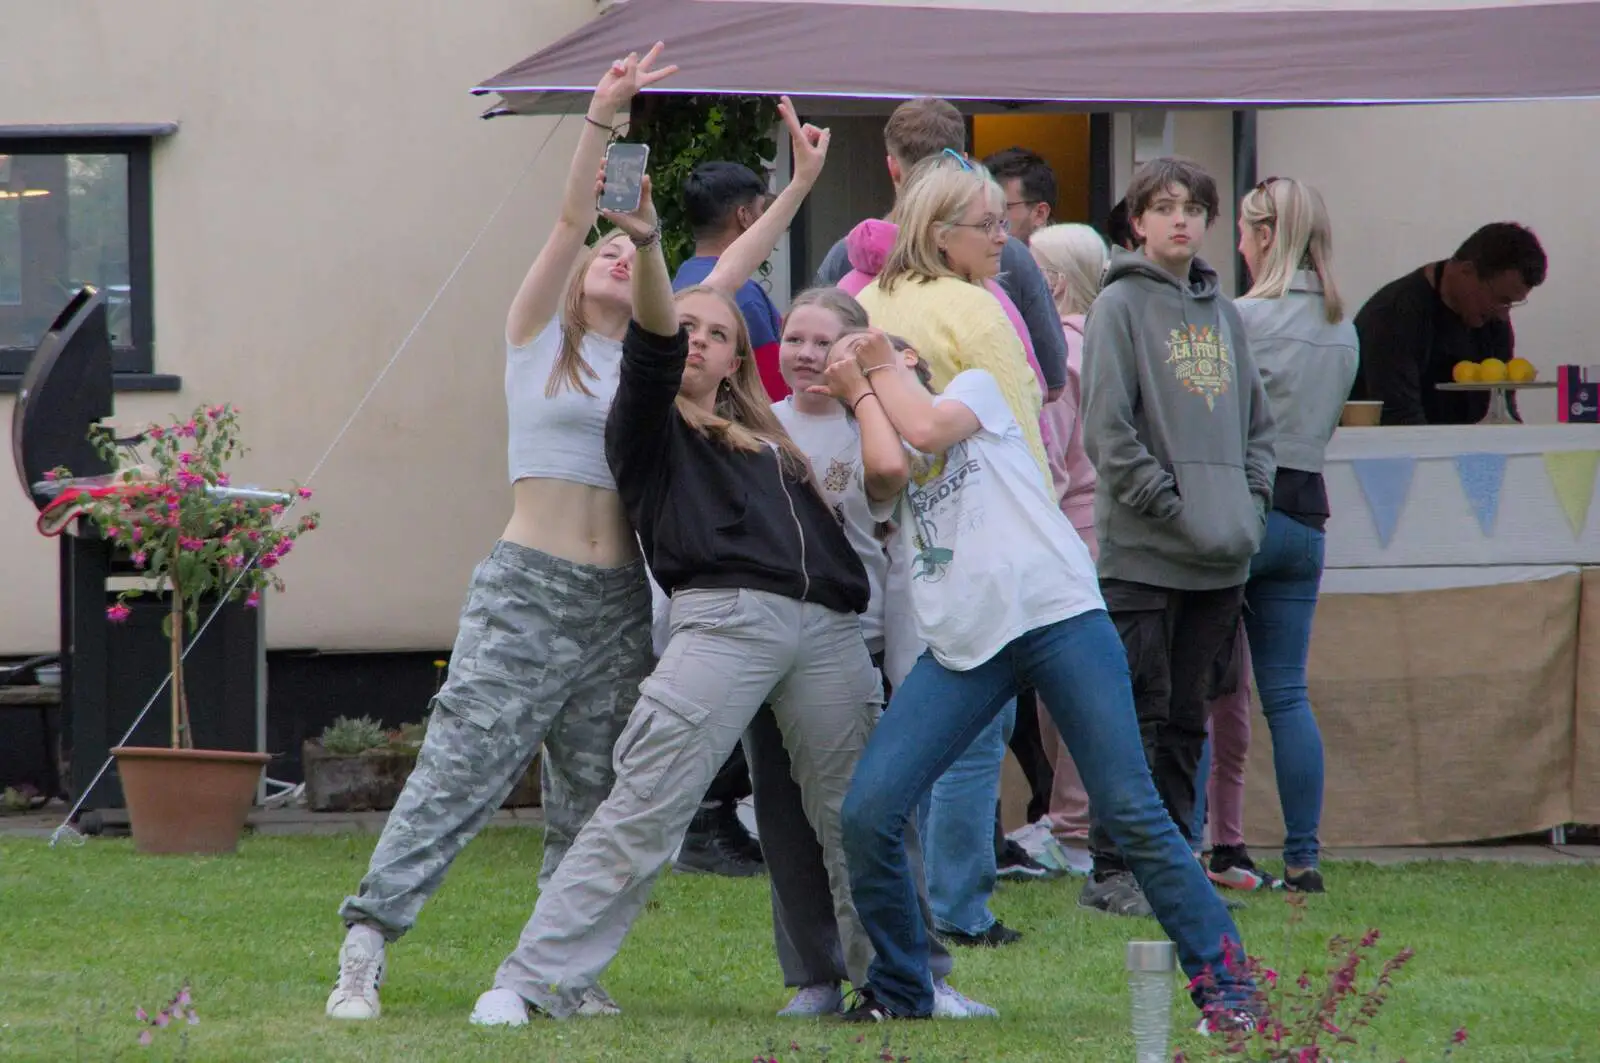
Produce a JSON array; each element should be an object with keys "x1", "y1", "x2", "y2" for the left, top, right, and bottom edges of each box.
[{"x1": 505, "y1": 316, "x2": 624, "y2": 490}]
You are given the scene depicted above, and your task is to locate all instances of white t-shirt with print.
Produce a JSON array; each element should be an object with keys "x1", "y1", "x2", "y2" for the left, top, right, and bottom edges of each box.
[
  {"x1": 871, "y1": 369, "x2": 1104, "y2": 672},
  {"x1": 772, "y1": 398, "x2": 888, "y2": 651}
]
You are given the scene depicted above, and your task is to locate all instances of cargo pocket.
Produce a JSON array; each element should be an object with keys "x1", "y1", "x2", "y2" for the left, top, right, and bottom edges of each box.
[
  {"x1": 433, "y1": 559, "x2": 544, "y2": 733},
  {"x1": 610, "y1": 692, "x2": 711, "y2": 803}
]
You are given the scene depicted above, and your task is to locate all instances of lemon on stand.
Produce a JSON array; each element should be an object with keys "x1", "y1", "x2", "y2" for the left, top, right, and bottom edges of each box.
[
  {"x1": 1477, "y1": 358, "x2": 1509, "y2": 384},
  {"x1": 1452, "y1": 361, "x2": 1481, "y2": 384},
  {"x1": 1508, "y1": 357, "x2": 1538, "y2": 383}
]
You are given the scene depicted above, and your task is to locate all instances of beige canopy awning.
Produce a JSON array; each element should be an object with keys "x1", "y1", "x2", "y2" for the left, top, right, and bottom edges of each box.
[{"x1": 473, "y1": 0, "x2": 1600, "y2": 116}]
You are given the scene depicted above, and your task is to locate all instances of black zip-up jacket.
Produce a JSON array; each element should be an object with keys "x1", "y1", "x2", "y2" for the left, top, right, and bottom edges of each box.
[{"x1": 605, "y1": 321, "x2": 869, "y2": 616}]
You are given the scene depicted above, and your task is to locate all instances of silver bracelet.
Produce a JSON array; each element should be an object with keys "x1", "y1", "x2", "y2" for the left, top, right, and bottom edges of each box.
[{"x1": 629, "y1": 224, "x2": 661, "y2": 249}]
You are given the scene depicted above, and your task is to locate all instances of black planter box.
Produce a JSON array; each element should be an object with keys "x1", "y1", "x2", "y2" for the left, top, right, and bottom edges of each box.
[{"x1": 61, "y1": 530, "x2": 261, "y2": 812}]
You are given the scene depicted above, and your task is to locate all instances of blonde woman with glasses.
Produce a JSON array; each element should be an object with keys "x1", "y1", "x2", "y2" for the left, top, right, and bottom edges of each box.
[{"x1": 1197, "y1": 177, "x2": 1358, "y2": 896}]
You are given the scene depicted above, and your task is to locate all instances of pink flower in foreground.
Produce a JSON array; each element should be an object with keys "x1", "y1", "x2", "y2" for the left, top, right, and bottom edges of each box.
[
  {"x1": 43, "y1": 469, "x2": 58, "y2": 481},
  {"x1": 131, "y1": 551, "x2": 147, "y2": 567},
  {"x1": 138, "y1": 1030, "x2": 152, "y2": 1046},
  {"x1": 1454, "y1": 1027, "x2": 1469, "y2": 1044},
  {"x1": 107, "y1": 603, "x2": 132, "y2": 622},
  {"x1": 178, "y1": 536, "x2": 207, "y2": 551},
  {"x1": 297, "y1": 487, "x2": 314, "y2": 499},
  {"x1": 244, "y1": 591, "x2": 261, "y2": 609}
]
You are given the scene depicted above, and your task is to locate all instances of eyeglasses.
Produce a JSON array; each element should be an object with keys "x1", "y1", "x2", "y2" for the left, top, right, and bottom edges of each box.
[
  {"x1": 1004, "y1": 200, "x2": 1043, "y2": 210},
  {"x1": 1255, "y1": 176, "x2": 1283, "y2": 192},
  {"x1": 949, "y1": 216, "x2": 1010, "y2": 237}
]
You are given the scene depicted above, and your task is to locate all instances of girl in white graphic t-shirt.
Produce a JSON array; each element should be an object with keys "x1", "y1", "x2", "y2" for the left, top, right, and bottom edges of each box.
[
  {"x1": 748, "y1": 286, "x2": 992, "y2": 1019},
  {"x1": 817, "y1": 330, "x2": 1258, "y2": 1028}
]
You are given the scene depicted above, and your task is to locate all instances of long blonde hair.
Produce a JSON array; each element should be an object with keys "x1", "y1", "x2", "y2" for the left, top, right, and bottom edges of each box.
[
  {"x1": 1028, "y1": 223, "x2": 1108, "y2": 318},
  {"x1": 672, "y1": 285, "x2": 810, "y2": 476},
  {"x1": 1239, "y1": 178, "x2": 1345, "y2": 324},
  {"x1": 546, "y1": 232, "x2": 630, "y2": 398},
  {"x1": 879, "y1": 154, "x2": 1004, "y2": 292}
]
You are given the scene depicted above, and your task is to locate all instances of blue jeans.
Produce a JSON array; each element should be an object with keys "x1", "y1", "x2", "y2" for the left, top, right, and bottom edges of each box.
[
  {"x1": 1243, "y1": 510, "x2": 1326, "y2": 869},
  {"x1": 841, "y1": 610, "x2": 1254, "y2": 1018},
  {"x1": 916, "y1": 700, "x2": 1016, "y2": 936}
]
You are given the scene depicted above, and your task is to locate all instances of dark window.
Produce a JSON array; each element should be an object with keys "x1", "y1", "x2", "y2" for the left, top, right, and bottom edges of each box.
[{"x1": 0, "y1": 137, "x2": 154, "y2": 376}]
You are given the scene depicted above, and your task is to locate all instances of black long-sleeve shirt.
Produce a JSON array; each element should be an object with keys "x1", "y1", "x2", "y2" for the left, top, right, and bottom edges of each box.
[
  {"x1": 1352, "y1": 264, "x2": 1516, "y2": 425},
  {"x1": 604, "y1": 321, "x2": 869, "y2": 616}
]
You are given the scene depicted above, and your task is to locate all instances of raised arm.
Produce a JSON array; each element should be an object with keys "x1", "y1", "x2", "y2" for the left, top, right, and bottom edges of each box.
[
  {"x1": 846, "y1": 331, "x2": 980, "y2": 455},
  {"x1": 506, "y1": 43, "x2": 677, "y2": 347},
  {"x1": 702, "y1": 98, "x2": 831, "y2": 296},
  {"x1": 601, "y1": 174, "x2": 685, "y2": 490},
  {"x1": 811, "y1": 351, "x2": 909, "y2": 501},
  {"x1": 1001, "y1": 239, "x2": 1069, "y2": 399}
]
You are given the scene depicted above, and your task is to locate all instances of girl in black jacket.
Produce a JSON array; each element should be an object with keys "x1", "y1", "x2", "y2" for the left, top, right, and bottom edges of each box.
[{"x1": 472, "y1": 102, "x2": 885, "y2": 1023}]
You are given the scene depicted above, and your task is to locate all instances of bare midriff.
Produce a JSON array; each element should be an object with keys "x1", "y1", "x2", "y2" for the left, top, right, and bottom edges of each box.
[{"x1": 501, "y1": 477, "x2": 638, "y2": 569}]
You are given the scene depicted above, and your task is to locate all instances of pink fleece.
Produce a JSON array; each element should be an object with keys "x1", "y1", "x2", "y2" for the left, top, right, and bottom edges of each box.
[
  {"x1": 1041, "y1": 315, "x2": 1097, "y2": 551},
  {"x1": 838, "y1": 219, "x2": 1052, "y2": 421}
]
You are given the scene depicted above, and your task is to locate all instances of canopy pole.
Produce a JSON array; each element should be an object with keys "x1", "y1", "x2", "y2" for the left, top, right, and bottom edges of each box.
[{"x1": 1232, "y1": 109, "x2": 1258, "y2": 298}]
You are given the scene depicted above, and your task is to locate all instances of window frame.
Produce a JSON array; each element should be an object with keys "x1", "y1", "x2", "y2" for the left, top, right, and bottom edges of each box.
[{"x1": 0, "y1": 133, "x2": 157, "y2": 380}]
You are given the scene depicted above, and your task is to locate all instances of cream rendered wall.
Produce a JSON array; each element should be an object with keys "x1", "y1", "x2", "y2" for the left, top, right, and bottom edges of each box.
[
  {"x1": 0, "y1": 0, "x2": 602, "y2": 653},
  {"x1": 1259, "y1": 101, "x2": 1600, "y2": 424}
]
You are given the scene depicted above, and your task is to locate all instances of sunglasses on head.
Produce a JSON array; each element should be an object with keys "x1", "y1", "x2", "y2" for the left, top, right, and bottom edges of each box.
[
  {"x1": 1255, "y1": 176, "x2": 1284, "y2": 192},
  {"x1": 942, "y1": 148, "x2": 974, "y2": 172}
]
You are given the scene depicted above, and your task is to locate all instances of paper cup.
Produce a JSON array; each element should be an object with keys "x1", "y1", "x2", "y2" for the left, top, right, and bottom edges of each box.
[{"x1": 1341, "y1": 400, "x2": 1384, "y2": 427}]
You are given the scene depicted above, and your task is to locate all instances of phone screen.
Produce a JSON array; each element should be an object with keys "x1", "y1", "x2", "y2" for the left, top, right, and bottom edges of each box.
[{"x1": 599, "y1": 142, "x2": 650, "y2": 213}]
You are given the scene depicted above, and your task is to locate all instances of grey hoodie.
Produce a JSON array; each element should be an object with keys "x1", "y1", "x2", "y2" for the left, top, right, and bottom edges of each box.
[{"x1": 1080, "y1": 249, "x2": 1277, "y2": 591}]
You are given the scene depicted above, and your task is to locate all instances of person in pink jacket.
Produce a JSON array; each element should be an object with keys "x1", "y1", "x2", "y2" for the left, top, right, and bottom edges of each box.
[{"x1": 1012, "y1": 222, "x2": 1109, "y2": 875}]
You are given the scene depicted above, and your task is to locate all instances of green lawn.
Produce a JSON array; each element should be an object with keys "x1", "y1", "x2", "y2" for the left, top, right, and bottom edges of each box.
[{"x1": 1, "y1": 829, "x2": 1595, "y2": 1062}]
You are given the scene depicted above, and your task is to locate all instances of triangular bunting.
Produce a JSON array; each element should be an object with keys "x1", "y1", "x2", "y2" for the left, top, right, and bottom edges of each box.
[
  {"x1": 1543, "y1": 450, "x2": 1600, "y2": 537},
  {"x1": 1352, "y1": 457, "x2": 1416, "y2": 548},
  {"x1": 1453, "y1": 452, "x2": 1508, "y2": 536}
]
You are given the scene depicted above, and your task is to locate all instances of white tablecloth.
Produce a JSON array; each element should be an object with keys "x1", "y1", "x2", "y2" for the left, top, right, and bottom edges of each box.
[{"x1": 1324, "y1": 424, "x2": 1600, "y2": 569}]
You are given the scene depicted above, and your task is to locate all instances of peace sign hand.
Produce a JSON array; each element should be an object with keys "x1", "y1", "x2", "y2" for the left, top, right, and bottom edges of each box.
[
  {"x1": 594, "y1": 41, "x2": 679, "y2": 110},
  {"x1": 777, "y1": 96, "x2": 830, "y2": 187}
]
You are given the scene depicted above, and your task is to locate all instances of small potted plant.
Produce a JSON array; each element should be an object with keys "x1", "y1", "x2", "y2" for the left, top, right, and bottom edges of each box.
[
  {"x1": 52, "y1": 402, "x2": 319, "y2": 854},
  {"x1": 302, "y1": 716, "x2": 419, "y2": 812}
]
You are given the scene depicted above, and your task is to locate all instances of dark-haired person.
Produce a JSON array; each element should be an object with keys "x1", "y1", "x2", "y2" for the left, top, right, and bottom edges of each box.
[
  {"x1": 674, "y1": 160, "x2": 788, "y2": 402},
  {"x1": 984, "y1": 146, "x2": 1056, "y2": 244},
  {"x1": 1077, "y1": 157, "x2": 1275, "y2": 918},
  {"x1": 669, "y1": 160, "x2": 789, "y2": 878},
  {"x1": 1352, "y1": 222, "x2": 1548, "y2": 425},
  {"x1": 1107, "y1": 197, "x2": 1138, "y2": 252}
]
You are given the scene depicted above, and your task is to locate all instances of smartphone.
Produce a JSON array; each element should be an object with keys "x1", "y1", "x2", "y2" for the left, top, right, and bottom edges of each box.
[{"x1": 598, "y1": 142, "x2": 650, "y2": 213}]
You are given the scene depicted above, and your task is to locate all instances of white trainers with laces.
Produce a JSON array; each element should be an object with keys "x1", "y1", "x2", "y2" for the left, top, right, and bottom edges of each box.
[
  {"x1": 933, "y1": 978, "x2": 998, "y2": 1018},
  {"x1": 469, "y1": 987, "x2": 530, "y2": 1026},
  {"x1": 325, "y1": 926, "x2": 386, "y2": 1020},
  {"x1": 778, "y1": 983, "x2": 844, "y2": 1017}
]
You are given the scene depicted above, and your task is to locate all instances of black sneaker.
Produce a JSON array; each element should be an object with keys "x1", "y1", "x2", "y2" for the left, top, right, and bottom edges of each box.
[
  {"x1": 711, "y1": 799, "x2": 765, "y2": 865},
  {"x1": 673, "y1": 807, "x2": 765, "y2": 877},
  {"x1": 1283, "y1": 867, "x2": 1326, "y2": 894},
  {"x1": 996, "y1": 839, "x2": 1062, "y2": 881},
  {"x1": 937, "y1": 921, "x2": 1023, "y2": 948},
  {"x1": 837, "y1": 989, "x2": 927, "y2": 1023},
  {"x1": 1077, "y1": 870, "x2": 1154, "y2": 917},
  {"x1": 1207, "y1": 844, "x2": 1280, "y2": 892}
]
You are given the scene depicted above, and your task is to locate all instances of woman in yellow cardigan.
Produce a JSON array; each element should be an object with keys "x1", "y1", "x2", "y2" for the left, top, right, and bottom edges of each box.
[{"x1": 856, "y1": 152, "x2": 1050, "y2": 490}]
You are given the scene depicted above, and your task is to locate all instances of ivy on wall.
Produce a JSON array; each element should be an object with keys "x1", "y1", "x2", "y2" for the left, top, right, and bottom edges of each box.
[{"x1": 605, "y1": 94, "x2": 780, "y2": 275}]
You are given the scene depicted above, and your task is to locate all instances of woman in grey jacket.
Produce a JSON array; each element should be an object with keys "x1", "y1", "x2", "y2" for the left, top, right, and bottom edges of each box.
[{"x1": 1218, "y1": 177, "x2": 1359, "y2": 893}]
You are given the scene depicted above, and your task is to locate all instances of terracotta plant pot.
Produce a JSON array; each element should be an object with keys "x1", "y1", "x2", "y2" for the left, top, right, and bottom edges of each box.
[{"x1": 111, "y1": 746, "x2": 272, "y2": 855}]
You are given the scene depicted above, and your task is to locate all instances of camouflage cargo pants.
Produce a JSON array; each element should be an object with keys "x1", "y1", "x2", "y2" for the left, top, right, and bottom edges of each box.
[
  {"x1": 339, "y1": 540, "x2": 652, "y2": 938},
  {"x1": 492, "y1": 588, "x2": 882, "y2": 1016}
]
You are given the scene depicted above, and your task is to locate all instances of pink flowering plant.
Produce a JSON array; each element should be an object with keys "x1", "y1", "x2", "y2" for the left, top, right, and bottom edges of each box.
[
  {"x1": 1180, "y1": 893, "x2": 1470, "y2": 1063},
  {"x1": 50, "y1": 403, "x2": 319, "y2": 750}
]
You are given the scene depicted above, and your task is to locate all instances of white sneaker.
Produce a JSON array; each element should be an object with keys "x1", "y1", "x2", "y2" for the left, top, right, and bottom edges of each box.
[
  {"x1": 469, "y1": 987, "x2": 530, "y2": 1027},
  {"x1": 576, "y1": 985, "x2": 622, "y2": 1016},
  {"x1": 777, "y1": 983, "x2": 844, "y2": 1017},
  {"x1": 325, "y1": 927, "x2": 386, "y2": 1020},
  {"x1": 932, "y1": 979, "x2": 998, "y2": 1019},
  {"x1": 1004, "y1": 820, "x2": 1050, "y2": 853}
]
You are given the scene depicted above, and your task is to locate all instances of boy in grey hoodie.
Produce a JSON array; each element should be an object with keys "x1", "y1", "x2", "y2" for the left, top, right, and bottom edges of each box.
[{"x1": 1077, "y1": 158, "x2": 1277, "y2": 918}]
